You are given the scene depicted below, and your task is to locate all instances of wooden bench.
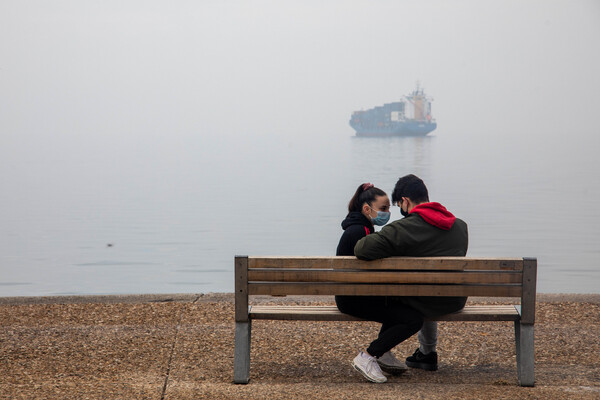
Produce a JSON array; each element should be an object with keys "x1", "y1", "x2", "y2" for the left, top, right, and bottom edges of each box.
[{"x1": 234, "y1": 256, "x2": 537, "y2": 386}]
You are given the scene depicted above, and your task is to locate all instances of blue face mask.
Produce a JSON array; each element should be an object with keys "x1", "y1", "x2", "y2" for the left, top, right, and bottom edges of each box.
[
  {"x1": 372, "y1": 211, "x2": 391, "y2": 226},
  {"x1": 369, "y1": 206, "x2": 391, "y2": 226}
]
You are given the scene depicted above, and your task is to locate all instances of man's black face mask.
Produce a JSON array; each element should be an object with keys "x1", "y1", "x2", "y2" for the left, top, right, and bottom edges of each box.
[{"x1": 399, "y1": 198, "x2": 409, "y2": 217}]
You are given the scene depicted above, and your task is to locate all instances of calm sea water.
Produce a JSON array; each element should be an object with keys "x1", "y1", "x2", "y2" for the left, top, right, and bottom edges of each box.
[{"x1": 1, "y1": 129, "x2": 599, "y2": 296}]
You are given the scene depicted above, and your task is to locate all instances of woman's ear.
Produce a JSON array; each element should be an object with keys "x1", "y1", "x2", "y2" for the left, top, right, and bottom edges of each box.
[{"x1": 362, "y1": 203, "x2": 371, "y2": 216}]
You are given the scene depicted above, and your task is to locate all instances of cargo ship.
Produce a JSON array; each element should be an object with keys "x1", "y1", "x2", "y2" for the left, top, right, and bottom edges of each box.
[{"x1": 349, "y1": 84, "x2": 437, "y2": 137}]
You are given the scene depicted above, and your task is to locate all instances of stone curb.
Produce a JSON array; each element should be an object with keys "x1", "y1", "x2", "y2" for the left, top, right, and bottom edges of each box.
[{"x1": 1, "y1": 292, "x2": 598, "y2": 305}]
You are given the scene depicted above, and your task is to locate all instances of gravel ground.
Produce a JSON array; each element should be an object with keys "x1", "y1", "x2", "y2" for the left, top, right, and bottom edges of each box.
[{"x1": 0, "y1": 293, "x2": 598, "y2": 399}]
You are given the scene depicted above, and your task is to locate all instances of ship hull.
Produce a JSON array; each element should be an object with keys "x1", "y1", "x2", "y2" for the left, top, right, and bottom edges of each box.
[{"x1": 352, "y1": 121, "x2": 437, "y2": 137}]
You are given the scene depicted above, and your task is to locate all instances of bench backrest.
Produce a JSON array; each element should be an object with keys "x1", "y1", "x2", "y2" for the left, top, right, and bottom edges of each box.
[{"x1": 235, "y1": 256, "x2": 537, "y2": 324}]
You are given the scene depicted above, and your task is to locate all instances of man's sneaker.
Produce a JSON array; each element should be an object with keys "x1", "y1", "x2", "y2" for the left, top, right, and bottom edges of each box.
[
  {"x1": 405, "y1": 348, "x2": 438, "y2": 371},
  {"x1": 352, "y1": 351, "x2": 387, "y2": 383},
  {"x1": 377, "y1": 351, "x2": 408, "y2": 375}
]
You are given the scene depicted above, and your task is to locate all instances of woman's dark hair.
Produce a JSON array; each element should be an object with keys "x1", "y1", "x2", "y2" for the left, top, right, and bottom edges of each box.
[
  {"x1": 391, "y1": 174, "x2": 429, "y2": 204},
  {"x1": 348, "y1": 183, "x2": 387, "y2": 213}
]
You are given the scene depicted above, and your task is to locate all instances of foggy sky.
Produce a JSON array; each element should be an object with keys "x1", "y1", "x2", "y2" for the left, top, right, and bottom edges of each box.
[{"x1": 1, "y1": 0, "x2": 599, "y2": 144}]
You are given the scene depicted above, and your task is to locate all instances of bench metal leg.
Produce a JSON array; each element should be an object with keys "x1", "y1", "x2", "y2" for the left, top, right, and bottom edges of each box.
[
  {"x1": 514, "y1": 322, "x2": 534, "y2": 387},
  {"x1": 234, "y1": 320, "x2": 251, "y2": 384}
]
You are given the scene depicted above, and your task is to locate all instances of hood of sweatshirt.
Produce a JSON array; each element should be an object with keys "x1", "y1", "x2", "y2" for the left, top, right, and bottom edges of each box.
[
  {"x1": 341, "y1": 211, "x2": 374, "y2": 232},
  {"x1": 410, "y1": 202, "x2": 456, "y2": 230}
]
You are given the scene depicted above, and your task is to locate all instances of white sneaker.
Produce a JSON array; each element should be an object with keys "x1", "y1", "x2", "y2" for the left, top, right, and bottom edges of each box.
[
  {"x1": 377, "y1": 351, "x2": 408, "y2": 375},
  {"x1": 351, "y1": 351, "x2": 387, "y2": 383}
]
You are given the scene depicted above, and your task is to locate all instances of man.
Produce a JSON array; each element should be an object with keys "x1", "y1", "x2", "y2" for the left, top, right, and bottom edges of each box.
[{"x1": 350, "y1": 174, "x2": 468, "y2": 383}]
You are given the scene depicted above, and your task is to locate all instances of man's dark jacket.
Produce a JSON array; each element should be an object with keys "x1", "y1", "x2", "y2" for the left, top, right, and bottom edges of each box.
[{"x1": 354, "y1": 202, "x2": 468, "y2": 317}]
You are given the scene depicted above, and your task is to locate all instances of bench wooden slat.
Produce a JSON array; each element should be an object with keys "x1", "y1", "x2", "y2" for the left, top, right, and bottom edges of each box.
[
  {"x1": 248, "y1": 269, "x2": 522, "y2": 284},
  {"x1": 248, "y1": 256, "x2": 524, "y2": 271},
  {"x1": 249, "y1": 305, "x2": 520, "y2": 322},
  {"x1": 248, "y1": 282, "x2": 523, "y2": 297},
  {"x1": 251, "y1": 305, "x2": 515, "y2": 311},
  {"x1": 250, "y1": 306, "x2": 519, "y2": 313}
]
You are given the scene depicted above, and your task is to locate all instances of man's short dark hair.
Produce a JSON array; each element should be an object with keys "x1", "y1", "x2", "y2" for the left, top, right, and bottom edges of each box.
[{"x1": 392, "y1": 174, "x2": 429, "y2": 204}]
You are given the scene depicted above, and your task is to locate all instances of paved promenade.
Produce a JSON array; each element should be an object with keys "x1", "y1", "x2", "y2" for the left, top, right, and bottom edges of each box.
[{"x1": 1, "y1": 293, "x2": 598, "y2": 399}]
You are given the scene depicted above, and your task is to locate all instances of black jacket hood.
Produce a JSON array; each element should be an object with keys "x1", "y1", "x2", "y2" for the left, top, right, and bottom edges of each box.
[{"x1": 341, "y1": 211, "x2": 374, "y2": 231}]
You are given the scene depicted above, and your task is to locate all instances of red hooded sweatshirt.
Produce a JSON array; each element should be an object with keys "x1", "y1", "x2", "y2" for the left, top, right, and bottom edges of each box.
[{"x1": 410, "y1": 202, "x2": 456, "y2": 230}]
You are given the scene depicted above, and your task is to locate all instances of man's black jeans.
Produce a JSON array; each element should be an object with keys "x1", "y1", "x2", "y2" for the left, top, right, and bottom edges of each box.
[{"x1": 335, "y1": 295, "x2": 424, "y2": 357}]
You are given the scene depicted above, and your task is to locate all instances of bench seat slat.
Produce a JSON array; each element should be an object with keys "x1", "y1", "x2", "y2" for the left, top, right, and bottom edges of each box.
[
  {"x1": 249, "y1": 305, "x2": 520, "y2": 322},
  {"x1": 248, "y1": 283, "x2": 523, "y2": 297},
  {"x1": 248, "y1": 269, "x2": 522, "y2": 284},
  {"x1": 248, "y1": 256, "x2": 523, "y2": 271}
]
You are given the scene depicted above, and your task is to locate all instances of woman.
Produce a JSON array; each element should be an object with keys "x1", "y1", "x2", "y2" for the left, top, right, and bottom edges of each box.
[
  {"x1": 335, "y1": 183, "x2": 417, "y2": 383},
  {"x1": 335, "y1": 183, "x2": 390, "y2": 256}
]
